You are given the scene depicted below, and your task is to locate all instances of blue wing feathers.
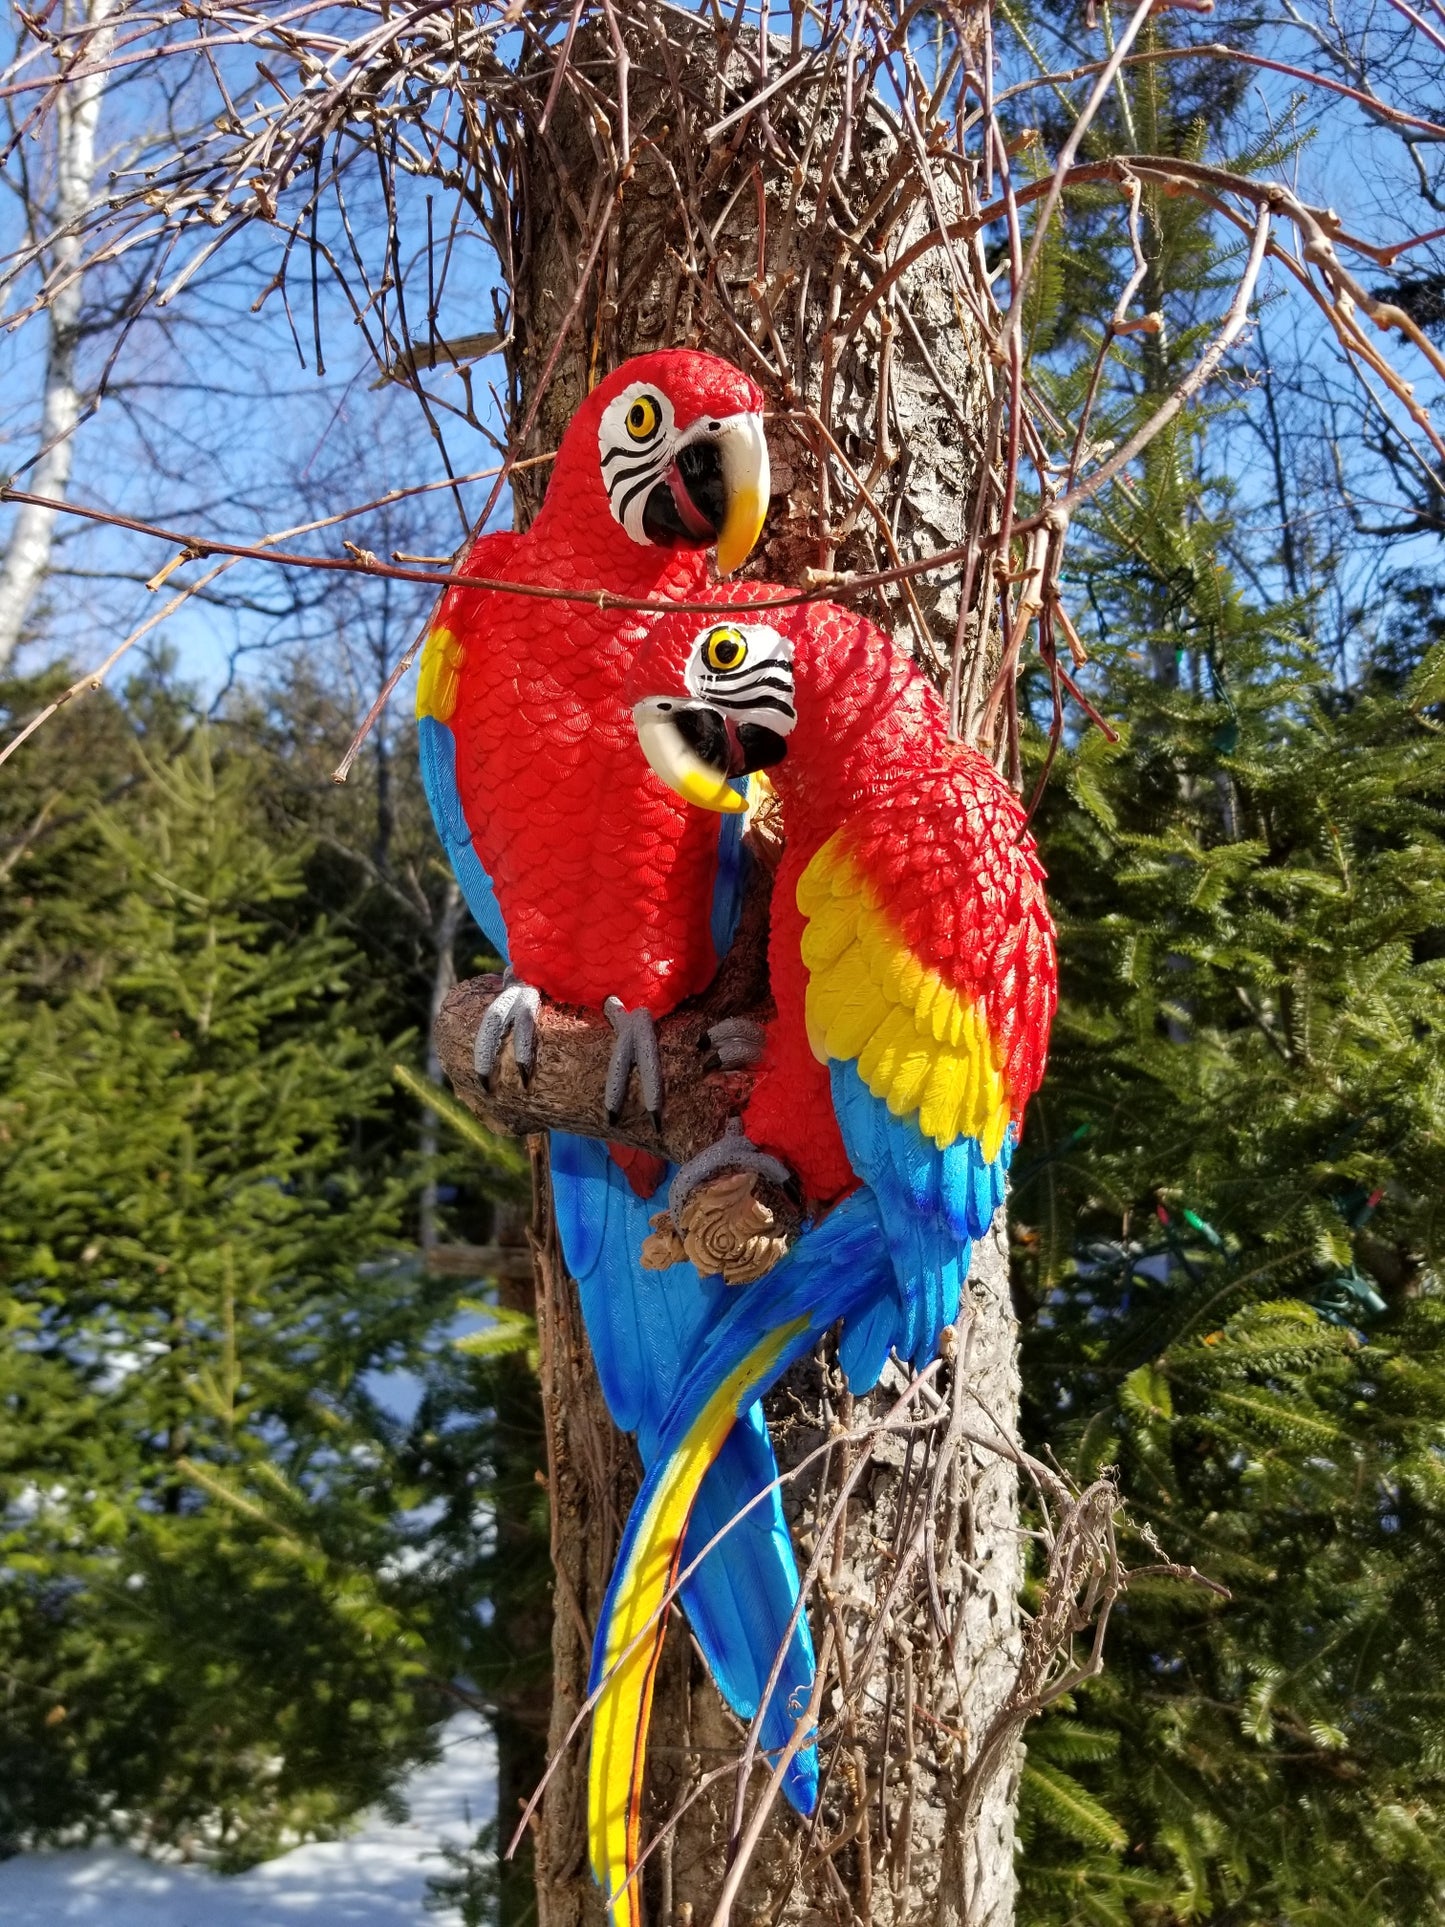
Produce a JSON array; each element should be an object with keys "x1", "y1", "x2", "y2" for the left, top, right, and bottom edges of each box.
[
  {"x1": 828, "y1": 1061, "x2": 1010, "y2": 1385},
  {"x1": 710, "y1": 804, "x2": 750, "y2": 963},
  {"x1": 418, "y1": 716, "x2": 509, "y2": 958},
  {"x1": 940, "y1": 1134, "x2": 1013, "y2": 1244},
  {"x1": 837, "y1": 1292, "x2": 897, "y2": 1392},
  {"x1": 889, "y1": 1116, "x2": 941, "y2": 1219}
]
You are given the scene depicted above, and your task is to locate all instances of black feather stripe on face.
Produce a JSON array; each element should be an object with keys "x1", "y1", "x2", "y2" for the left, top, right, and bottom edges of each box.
[
  {"x1": 703, "y1": 691, "x2": 798, "y2": 719},
  {"x1": 686, "y1": 624, "x2": 798, "y2": 741},
  {"x1": 613, "y1": 463, "x2": 668, "y2": 524},
  {"x1": 601, "y1": 441, "x2": 662, "y2": 471},
  {"x1": 597, "y1": 383, "x2": 680, "y2": 547}
]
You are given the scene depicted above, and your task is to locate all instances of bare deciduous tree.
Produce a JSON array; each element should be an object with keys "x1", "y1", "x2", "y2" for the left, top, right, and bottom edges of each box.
[{"x1": 0, "y1": 0, "x2": 116, "y2": 666}]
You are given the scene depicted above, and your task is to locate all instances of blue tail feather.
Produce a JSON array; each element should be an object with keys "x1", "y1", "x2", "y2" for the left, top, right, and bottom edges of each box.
[
  {"x1": 710, "y1": 803, "x2": 750, "y2": 965},
  {"x1": 558, "y1": 1064, "x2": 1016, "y2": 1801},
  {"x1": 680, "y1": 1404, "x2": 818, "y2": 1814},
  {"x1": 553, "y1": 1133, "x2": 820, "y2": 1813},
  {"x1": 598, "y1": 1191, "x2": 898, "y2": 1788}
]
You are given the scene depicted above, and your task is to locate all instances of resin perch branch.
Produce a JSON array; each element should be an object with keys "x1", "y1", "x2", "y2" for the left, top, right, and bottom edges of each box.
[{"x1": 432, "y1": 857, "x2": 778, "y2": 1171}]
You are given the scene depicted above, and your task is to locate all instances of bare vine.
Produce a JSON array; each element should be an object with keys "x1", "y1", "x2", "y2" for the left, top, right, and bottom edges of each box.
[{"x1": 2, "y1": 0, "x2": 1442, "y2": 772}]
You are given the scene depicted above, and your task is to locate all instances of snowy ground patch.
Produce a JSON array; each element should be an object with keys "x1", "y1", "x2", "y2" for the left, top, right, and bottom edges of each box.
[{"x1": 0, "y1": 1713, "x2": 496, "y2": 1926}]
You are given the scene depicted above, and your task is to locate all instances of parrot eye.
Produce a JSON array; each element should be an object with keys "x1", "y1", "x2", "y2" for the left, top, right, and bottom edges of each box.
[
  {"x1": 703, "y1": 626, "x2": 748, "y2": 673},
  {"x1": 625, "y1": 394, "x2": 662, "y2": 441},
  {"x1": 684, "y1": 620, "x2": 798, "y2": 740}
]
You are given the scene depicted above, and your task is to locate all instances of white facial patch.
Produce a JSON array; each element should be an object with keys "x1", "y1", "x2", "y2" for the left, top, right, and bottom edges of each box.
[
  {"x1": 598, "y1": 382, "x2": 678, "y2": 546},
  {"x1": 685, "y1": 623, "x2": 797, "y2": 739}
]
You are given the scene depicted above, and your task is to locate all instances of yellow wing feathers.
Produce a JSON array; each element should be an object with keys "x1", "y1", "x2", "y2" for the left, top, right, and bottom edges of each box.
[
  {"x1": 416, "y1": 626, "x2": 464, "y2": 723},
  {"x1": 798, "y1": 837, "x2": 1010, "y2": 1158}
]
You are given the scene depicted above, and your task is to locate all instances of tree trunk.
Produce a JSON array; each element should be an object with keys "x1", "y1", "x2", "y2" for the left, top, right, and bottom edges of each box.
[
  {"x1": 497, "y1": 17, "x2": 1023, "y2": 1925},
  {"x1": 420, "y1": 876, "x2": 466, "y2": 1252},
  {"x1": 0, "y1": 0, "x2": 117, "y2": 670},
  {"x1": 491, "y1": 1177, "x2": 558, "y2": 1927}
]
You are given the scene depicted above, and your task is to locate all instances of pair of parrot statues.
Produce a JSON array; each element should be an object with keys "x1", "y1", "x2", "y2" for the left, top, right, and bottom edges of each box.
[{"x1": 415, "y1": 350, "x2": 1057, "y2": 1927}]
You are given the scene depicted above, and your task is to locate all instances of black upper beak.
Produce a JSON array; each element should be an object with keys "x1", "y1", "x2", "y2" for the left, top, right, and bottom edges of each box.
[
  {"x1": 672, "y1": 702, "x2": 731, "y2": 772},
  {"x1": 649, "y1": 702, "x2": 789, "y2": 780},
  {"x1": 733, "y1": 721, "x2": 789, "y2": 773},
  {"x1": 638, "y1": 416, "x2": 770, "y2": 573},
  {"x1": 642, "y1": 441, "x2": 725, "y2": 549}
]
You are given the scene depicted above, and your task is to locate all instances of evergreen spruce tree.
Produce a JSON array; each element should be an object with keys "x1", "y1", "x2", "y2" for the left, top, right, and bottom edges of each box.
[
  {"x1": 1013, "y1": 482, "x2": 1445, "y2": 1925},
  {"x1": 992, "y1": 26, "x2": 1445, "y2": 1916},
  {"x1": 0, "y1": 666, "x2": 521, "y2": 1866}
]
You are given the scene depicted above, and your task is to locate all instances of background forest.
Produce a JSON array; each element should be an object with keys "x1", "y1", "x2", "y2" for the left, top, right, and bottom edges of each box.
[{"x1": 3, "y1": 3, "x2": 1445, "y2": 1924}]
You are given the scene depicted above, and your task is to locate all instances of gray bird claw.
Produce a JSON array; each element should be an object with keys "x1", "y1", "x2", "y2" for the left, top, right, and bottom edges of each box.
[
  {"x1": 603, "y1": 996, "x2": 663, "y2": 1132},
  {"x1": 474, "y1": 967, "x2": 541, "y2": 1089},
  {"x1": 700, "y1": 1015, "x2": 767, "y2": 1072},
  {"x1": 668, "y1": 1118, "x2": 792, "y2": 1221}
]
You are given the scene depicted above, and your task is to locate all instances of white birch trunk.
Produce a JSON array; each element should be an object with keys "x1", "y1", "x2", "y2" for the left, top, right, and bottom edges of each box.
[{"x1": 0, "y1": 0, "x2": 118, "y2": 670}]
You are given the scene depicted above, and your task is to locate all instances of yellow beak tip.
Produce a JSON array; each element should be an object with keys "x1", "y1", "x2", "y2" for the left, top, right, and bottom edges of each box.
[
  {"x1": 681, "y1": 774, "x2": 746, "y2": 814},
  {"x1": 715, "y1": 489, "x2": 766, "y2": 577}
]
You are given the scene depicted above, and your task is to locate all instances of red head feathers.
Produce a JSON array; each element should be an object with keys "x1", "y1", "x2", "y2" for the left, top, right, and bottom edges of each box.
[
  {"x1": 526, "y1": 350, "x2": 769, "y2": 579},
  {"x1": 627, "y1": 602, "x2": 1058, "y2": 1195}
]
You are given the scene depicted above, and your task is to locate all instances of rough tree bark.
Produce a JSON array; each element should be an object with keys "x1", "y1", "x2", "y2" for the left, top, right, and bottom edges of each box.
[
  {"x1": 0, "y1": 0, "x2": 117, "y2": 670},
  {"x1": 420, "y1": 876, "x2": 467, "y2": 1253},
  {"x1": 466, "y1": 16, "x2": 1024, "y2": 1927}
]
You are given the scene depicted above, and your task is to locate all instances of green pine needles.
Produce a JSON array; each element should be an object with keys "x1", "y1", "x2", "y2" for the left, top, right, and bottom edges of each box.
[
  {"x1": 0, "y1": 669, "x2": 515, "y2": 1866},
  {"x1": 1014, "y1": 523, "x2": 1445, "y2": 1922},
  {"x1": 1000, "y1": 11, "x2": 1445, "y2": 1918}
]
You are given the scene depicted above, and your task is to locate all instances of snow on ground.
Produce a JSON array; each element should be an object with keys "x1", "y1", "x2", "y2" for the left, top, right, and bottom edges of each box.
[{"x1": 0, "y1": 1714, "x2": 496, "y2": 1926}]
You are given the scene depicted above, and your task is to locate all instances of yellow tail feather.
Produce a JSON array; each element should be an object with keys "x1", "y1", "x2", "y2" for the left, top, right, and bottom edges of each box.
[{"x1": 588, "y1": 1318, "x2": 807, "y2": 1927}]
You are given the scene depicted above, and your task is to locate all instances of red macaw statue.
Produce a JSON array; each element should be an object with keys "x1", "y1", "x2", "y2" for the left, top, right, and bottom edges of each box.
[
  {"x1": 415, "y1": 353, "x2": 822, "y2": 1817},
  {"x1": 586, "y1": 602, "x2": 1058, "y2": 1924}
]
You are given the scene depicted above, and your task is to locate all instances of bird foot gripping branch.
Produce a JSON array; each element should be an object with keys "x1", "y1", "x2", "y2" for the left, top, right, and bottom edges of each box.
[
  {"x1": 641, "y1": 1119, "x2": 797, "y2": 1285},
  {"x1": 601, "y1": 996, "x2": 664, "y2": 1133},
  {"x1": 473, "y1": 966, "x2": 541, "y2": 1089},
  {"x1": 440, "y1": 940, "x2": 805, "y2": 1289},
  {"x1": 432, "y1": 858, "x2": 803, "y2": 1267},
  {"x1": 640, "y1": 1171, "x2": 791, "y2": 1286}
]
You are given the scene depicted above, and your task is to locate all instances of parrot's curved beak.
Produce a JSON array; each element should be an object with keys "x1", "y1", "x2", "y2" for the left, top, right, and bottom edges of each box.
[
  {"x1": 633, "y1": 698, "x2": 746, "y2": 813},
  {"x1": 710, "y1": 414, "x2": 770, "y2": 576},
  {"x1": 647, "y1": 414, "x2": 769, "y2": 576},
  {"x1": 633, "y1": 695, "x2": 787, "y2": 812}
]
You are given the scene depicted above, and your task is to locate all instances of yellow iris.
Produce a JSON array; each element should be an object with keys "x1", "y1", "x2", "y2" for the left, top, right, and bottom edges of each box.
[
  {"x1": 703, "y1": 625, "x2": 748, "y2": 672},
  {"x1": 625, "y1": 394, "x2": 661, "y2": 440}
]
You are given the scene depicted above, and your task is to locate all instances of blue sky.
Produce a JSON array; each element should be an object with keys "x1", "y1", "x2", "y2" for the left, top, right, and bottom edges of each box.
[
  {"x1": 1, "y1": 22, "x2": 512, "y2": 703},
  {"x1": 1, "y1": 5, "x2": 1441, "y2": 720}
]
